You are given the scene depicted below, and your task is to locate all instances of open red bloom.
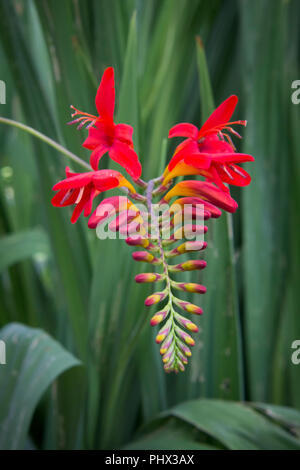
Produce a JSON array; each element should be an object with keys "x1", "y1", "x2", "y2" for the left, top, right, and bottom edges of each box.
[
  {"x1": 165, "y1": 96, "x2": 254, "y2": 192},
  {"x1": 70, "y1": 67, "x2": 142, "y2": 180},
  {"x1": 51, "y1": 166, "x2": 136, "y2": 224}
]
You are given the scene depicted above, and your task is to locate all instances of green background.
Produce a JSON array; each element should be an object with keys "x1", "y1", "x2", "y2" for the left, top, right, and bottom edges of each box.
[{"x1": 0, "y1": 0, "x2": 299, "y2": 450}]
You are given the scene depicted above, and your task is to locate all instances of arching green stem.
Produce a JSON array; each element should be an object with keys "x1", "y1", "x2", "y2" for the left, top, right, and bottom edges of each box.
[
  {"x1": 0, "y1": 116, "x2": 144, "y2": 202},
  {"x1": 0, "y1": 116, "x2": 91, "y2": 170}
]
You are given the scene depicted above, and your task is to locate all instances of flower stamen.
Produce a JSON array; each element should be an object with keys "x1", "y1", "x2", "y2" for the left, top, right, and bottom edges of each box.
[
  {"x1": 230, "y1": 165, "x2": 247, "y2": 178},
  {"x1": 60, "y1": 189, "x2": 74, "y2": 205},
  {"x1": 68, "y1": 105, "x2": 98, "y2": 129},
  {"x1": 75, "y1": 187, "x2": 85, "y2": 204},
  {"x1": 222, "y1": 165, "x2": 234, "y2": 180}
]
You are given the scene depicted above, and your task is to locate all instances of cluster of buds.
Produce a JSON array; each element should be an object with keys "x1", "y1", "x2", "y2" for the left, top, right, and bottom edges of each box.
[{"x1": 51, "y1": 67, "x2": 254, "y2": 373}]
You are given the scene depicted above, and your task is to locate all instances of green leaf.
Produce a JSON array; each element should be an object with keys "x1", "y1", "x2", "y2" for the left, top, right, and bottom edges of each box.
[
  {"x1": 0, "y1": 322, "x2": 81, "y2": 450},
  {"x1": 0, "y1": 228, "x2": 49, "y2": 272},
  {"x1": 240, "y1": 0, "x2": 290, "y2": 402},
  {"x1": 252, "y1": 403, "x2": 300, "y2": 432},
  {"x1": 0, "y1": 0, "x2": 92, "y2": 359},
  {"x1": 166, "y1": 399, "x2": 300, "y2": 450},
  {"x1": 124, "y1": 420, "x2": 220, "y2": 450},
  {"x1": 117, "y1": 10, "x2": 139, "y2": 152},
  {"x1": 196, "y1": 36, "x2": 214, "y2": 121},
  {"x1": 191, "y1": 38, "x2": 243, "y2": 400}
]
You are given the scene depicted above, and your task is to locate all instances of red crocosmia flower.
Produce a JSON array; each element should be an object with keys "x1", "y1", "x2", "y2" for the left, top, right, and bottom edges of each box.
[
  {"x1": 69, "y1": 67, "x2": 142, "y2": 180},
  {"x1": 165, "y1": 95, "x2": 253, "y2": 191},
  {"x1": 163, "y1": 141, "x2": 254, "y2": 192},
  {"x1": 163, "y1": 180, "x2": 238, "y2": 213},
  {"x1": 51, "y1": 166, "x2": 136, "y2": 224}
]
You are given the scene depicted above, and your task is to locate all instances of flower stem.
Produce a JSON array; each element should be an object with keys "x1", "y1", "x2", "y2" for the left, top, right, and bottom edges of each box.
[
  {"x1": 0, "y1": 116, "x2": 91, "y2": 170},
  {"x1": 135, "y1": 177, "x2": 148, "y2": 189},
  {"x1": 146, "y1": 179, "x2": 181, "y2": 371}
]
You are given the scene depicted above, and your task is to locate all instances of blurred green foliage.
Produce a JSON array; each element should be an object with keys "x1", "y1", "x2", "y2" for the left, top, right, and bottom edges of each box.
[{"x1": 0, "y1": 0, "x2": 299, "y2": 450}]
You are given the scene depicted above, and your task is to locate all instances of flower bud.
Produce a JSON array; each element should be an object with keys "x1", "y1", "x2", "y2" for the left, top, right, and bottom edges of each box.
[
  {"x1": 175, "y1": 326, "x2": 195, "y2": 346},
  {"x1": 176, "y1": 349, "x2": 188, "y2": 365},
  {"x1": 135, "y1": 273, "x2": 164, "y2": 283},
  {"x1": 159, "y1": 332, "x2": 173, "y2": 355},
  {"x1": 119, "y1": 216, "x2": 146, "y2": 236},
  {"x1": 150, "y1": 307, "x2": 170, "y2": 326},
  {"x1": 108, "y1": 210, "x2": 139, "y2": 232},
  {"x1": 145, "y1": 291, "x2": 167, "y2": 306},
  {"x1": 172, "y1": 281, "x2": 206, "y2": 294},
  {"x1": 173, "y1": 224, "x2": 207, "y2": 239},
  {"x1": 174, "y1": 313, "x2": 199, "y2": 332},
  {"x1": 171, "y1": 206, "x2": 210, "y2": 226},
  {"x1": 162, "y1": 343, "x2": 175, "y2": 363},
  {"x1": 176, "y1": 358, "x2": 186, "y2": 371},
  {"x1": 166, "y1": 241, "x2": 207, "y2": 257},
  {"x1": 169, "y1": 197, "x2": 222, "y2": 219},
  {"x1": 126, "y1": 237, "x2": 153, "y2": 248},
  {"x1": 132, "y1": 251, "x2": 161, "y2": 264},
  {"x1": 168, "y1": 259, "x2": 207, "y2": 272},
  {"x1": 177, "y1": 339, "x2": 192, "y2": 357},
  {"x1": 174, "y1": 299, "x2": 203, "y2": 315},
  {"x1": 156, "y1": 319, "x2": 172, "y2": 343}
]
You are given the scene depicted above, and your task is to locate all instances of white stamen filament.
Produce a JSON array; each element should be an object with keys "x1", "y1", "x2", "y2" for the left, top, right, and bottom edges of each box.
[
  {"x1": 222, "y1": 165, "x2": 234, "y2": 180},
  {"x1": 60, "y1": 189, "x2": 74, "y2": 205},
  {"x1": 75, "y1": 187, "x2": 84, "y2": 204},
  {"x1": 230, "y1": 165, "x2": 246, "y2": 178}
]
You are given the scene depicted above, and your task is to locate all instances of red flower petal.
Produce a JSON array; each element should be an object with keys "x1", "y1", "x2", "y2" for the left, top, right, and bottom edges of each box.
[
  {"x1": 52, "y1": 166, "x2": 137, "y2": 225},
  {"x1": 70, "y1": 176, "x2": 120, "y2": 224},
  {"x1": 95, "y1": 67, "x2": 115, "y2": 120},
  {"x1": 90, "y1": 144, "x2": 109, "y2": 170},
  {"x1": 109, "y1": 141, "x2": 142, "y2": 180},
  {"x1": 82, "y1": 121, "x2": 114, "y2": 150},
  {"x1": 170, "y1": 196, "x2": 222, "y2": 218},
  {"x1": 168, "y1": 139, "x2": 196, "y2": 169},
  {"x1": 168, "y1": 140, "x2": 211, "y2": 171},
  {"x1": 91, "y1": 169, "x2": 136, "y2": 193},
  {"x1": 83, "y1": 188, "x2": 97, "y2": 217},
  {"x1": 168, "y1": 123, "x2": 198, "y2": 139},
  {"x1": 198, "y1": 134, "x2": 234, "y2": 153},
  {"x1": 65, "y1": 166, "x2": 77, "y2": 178},
  {"x1": 217, "y1": 164, "x2": 252, "y2": 187},
  {"x1": 70, "y1": 185, "x2": 93, "y2": 224},
  {"x1": 92, "y1": 174, "x2": 120, "y2": 192},
  {"x1": 52, "y1": 172, "x2": 93, "y2": 190},
  {"x1": 208, "y1": 153, "x2": 255, "y2": 164},
  {"x1": 187, "y1": 181, "x2": 238, "y2": 212},
  {"x1": 198, "y1": 95, "x2": 238, "y2": 137},
  {"x1": 164, "y1": 180, "x2": 238, "y2": 213},
  {"x1": 115, "y1": 123, "x2": 134, "y2": 145},
  {"x1": 204, "y1": 165, "x2": 230, "y2": 192},
  {"x1": 51, "y1": 188, "x2": 80, "y2": 207}
]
